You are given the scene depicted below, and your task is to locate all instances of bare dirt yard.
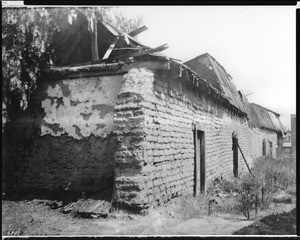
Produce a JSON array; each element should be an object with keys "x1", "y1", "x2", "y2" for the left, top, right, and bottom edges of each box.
[{"x1": 2, "y1": 188, "x2": 296, "y2": 236}]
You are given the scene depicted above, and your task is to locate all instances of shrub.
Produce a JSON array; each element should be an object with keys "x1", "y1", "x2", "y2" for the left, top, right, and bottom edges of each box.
[
  {"x1": 205, "y1": 178, "x2": 240, "y2": 215},
  {"x1": 235, "y1": 156, "x2": 296, "y2": 219},
  {"x1": 169, "y1": 157, "x2": 296, "y2": 221},
  {"x1": 252, "y1": 157, "x2": 296, "y2": 189},
  {"x1": 236, "y1": 173, "x2": 260, "y2": 220}
]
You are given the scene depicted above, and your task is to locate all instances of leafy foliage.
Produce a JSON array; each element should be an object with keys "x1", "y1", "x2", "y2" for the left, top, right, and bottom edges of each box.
[
  {"x1": 236, "y1": 173, "x2": 260, "y2": 220},
  {"x1": 2, "y1": 7, "x2": 143, "y2": 129}
]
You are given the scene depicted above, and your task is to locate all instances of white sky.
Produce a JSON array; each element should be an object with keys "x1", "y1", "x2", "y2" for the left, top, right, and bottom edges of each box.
[{"x1": 128, "y1": 6, "x2": 296, "y2": 130}]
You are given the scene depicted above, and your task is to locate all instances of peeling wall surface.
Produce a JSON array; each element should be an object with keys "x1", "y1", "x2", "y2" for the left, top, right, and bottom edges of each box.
[
  {"x1": 5, "y1": 74, "x2": 123, "y2": 193},
  {"x1": 41, "y1": 76, "x2": 122, "y2": 139},
  {"x1": 113, "y1": 67, "x2": 278, "y2": 209},
  {"x1": 5, "y1": 63, "x2": 278, "y2": 209}
]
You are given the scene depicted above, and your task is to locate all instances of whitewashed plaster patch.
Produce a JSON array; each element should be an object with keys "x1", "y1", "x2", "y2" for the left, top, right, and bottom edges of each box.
[{"x1": 41, "y1": 75, "x2": 123, "y2": 139}]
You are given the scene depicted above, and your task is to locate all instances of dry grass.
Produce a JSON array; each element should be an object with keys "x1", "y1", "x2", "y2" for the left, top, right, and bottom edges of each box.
[
  {"x1": 202, "y1": 156, "x2": 296, "y2": 220},
  {"x1": 163, "y1": 195, "x2": 208, "y2": 220}
]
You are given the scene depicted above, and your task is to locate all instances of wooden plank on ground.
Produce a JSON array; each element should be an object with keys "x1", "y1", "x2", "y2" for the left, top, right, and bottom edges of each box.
[{"x1": 77, "y1": 199, "x2": 111, "y2": 216}]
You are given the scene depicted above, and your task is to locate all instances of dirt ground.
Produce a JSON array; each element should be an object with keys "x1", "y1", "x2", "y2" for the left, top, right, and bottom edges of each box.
[
  {"x1": 233, "y1": 208, "x2": 297, "y2": 235},
  {"x1": 2, "y1": 191, "x2": 296, "y2": 236}
]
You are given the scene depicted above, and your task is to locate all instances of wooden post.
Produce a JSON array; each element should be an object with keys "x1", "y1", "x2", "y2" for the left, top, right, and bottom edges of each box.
[
  {"x1": 91, "y1": 13, "x2": 99, "y2": 62},
  {"x1": 237, "y1": 142, "x2": 252, "y2": 174}
]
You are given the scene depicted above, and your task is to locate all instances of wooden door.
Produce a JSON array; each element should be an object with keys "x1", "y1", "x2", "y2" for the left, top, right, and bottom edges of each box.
[
  {"x1": 232, "y1": 136, "x2": 238, "y2": 177},
  {"x1": 194, "y1": 128, "x2": 205, "y2": 195}
]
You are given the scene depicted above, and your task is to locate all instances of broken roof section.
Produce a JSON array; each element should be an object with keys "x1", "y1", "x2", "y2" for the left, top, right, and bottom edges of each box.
[
  {"x1": 53, "y1": 9, "x2": 168, "y2": 66},
  {"x1": 184, "y1": 53, "x2": 247, "y2": 114},
  {"x1": 249, "y1": 103, "x2": 285, "y2": 134},
  {"x1": 52, "y1": 9, "x2": 285, "y2": 131},
  {"x1": 52, "y1": 10, "x2": 249, "y2": 116}
]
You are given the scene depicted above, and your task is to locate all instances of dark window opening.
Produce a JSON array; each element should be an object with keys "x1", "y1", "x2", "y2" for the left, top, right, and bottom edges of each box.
[
  {"x1": 269, "y1": 141, "x2": 273, "y2": 157},
  {"x1": 232, "y1": 134, "x2": 238, "y2": 177},
  {"x1": 262, "y1": 139, "x2": 266, "y2": 157},
  {"x1": 194, "y1": 129, "x2": 205, "y2": 195}
]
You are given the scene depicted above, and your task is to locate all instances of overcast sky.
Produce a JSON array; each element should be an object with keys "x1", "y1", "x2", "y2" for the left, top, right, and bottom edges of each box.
[{"x1": 129, "y1": 6, "x2": 296, "y2": 129}]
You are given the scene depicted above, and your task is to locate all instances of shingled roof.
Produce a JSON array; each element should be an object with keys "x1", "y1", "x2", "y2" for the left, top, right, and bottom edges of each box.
[{"x1": 184, "y1": 53, "x2": 247, "y2": 114}]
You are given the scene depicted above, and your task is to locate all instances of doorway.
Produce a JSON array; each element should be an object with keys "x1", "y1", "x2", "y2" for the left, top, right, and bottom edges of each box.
[
  {"x1": 194, "y1": 129, "x2": 205, "y2": 195},
  {"x1": 262, "y1": 139, "x2": 266, "y2": 157},
  {"x1": 232, "y1": 133, "x2": 238, "y2": 177}
]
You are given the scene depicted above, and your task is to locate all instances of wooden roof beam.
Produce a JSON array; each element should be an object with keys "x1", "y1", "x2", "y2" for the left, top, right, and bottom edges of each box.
[
  {"x1": 128, "y1": 25, "x2": 148, "y2": 37},
  {"x1": 111, "y1": 43, "x2": 168, "y2": 61}
]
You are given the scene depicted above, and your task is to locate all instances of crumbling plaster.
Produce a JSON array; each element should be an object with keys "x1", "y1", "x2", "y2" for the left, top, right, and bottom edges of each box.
[
  {"x1": 5, "y1": 73, "x2": 124, "y2": 194},
  {"x1": 41, "y1": 75, "x2": 123, "y2": 139}
]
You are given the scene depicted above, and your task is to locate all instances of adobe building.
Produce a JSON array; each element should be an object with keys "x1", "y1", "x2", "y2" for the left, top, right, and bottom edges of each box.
[{"x1": 2, "y1": 10, "x2": 285, "y2": 210}]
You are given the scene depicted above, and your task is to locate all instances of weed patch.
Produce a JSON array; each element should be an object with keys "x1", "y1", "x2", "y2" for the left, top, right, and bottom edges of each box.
[
  {"x1": 168, "y1": 195, "x2": 207, "y2": 220},
  {"x1": 205, "y1": 157, "x2": 296, "y2": 220}
]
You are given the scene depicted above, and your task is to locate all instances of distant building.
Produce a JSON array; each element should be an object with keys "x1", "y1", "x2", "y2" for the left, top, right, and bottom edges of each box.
[
  {"x1": 283, "y1": 130, "x2": 292, "y2": 158},
  {"x1": 291, "y1": 114, "x2": 296, "y2": 157},
  {"x1": 284, "y1": 130, "x2": 291, "y2": 142}
]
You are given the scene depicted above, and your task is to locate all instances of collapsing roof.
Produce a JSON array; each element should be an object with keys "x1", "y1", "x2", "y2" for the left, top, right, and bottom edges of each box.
[
  {"x1": 184, "y1": 53, "x2": 247, "y2": 114},
  {"x1": 249, "y1": 103, "x2": 285, "y2": 134},
  {"x1": 52, "y1": 9, "x2": 285, "y2": 134},
  {"x1": 53, "y1": 9, "x2": 168, "y2": 66},
  {"x1": 184, "y1": 54, "x2": 285, "y2": 134}
]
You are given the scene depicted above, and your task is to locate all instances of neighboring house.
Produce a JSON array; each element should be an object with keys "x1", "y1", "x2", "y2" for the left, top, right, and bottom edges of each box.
[
  {"x1": 247, "y1": 103, "x2": 285, "y2": 158},
  {"x1": 291, "y1": 114, "x2": 296, "y2": 158},
  {"x1": 3, "y1": 10, "x2": 286, "y2": 211},
  {"x1": 284, "y1": 130, "x2": 291, "y2": 142},
  {"x1": 283, "y1": 114, "x2": 296, "y2": 159},
  {"x1": 283, "y1": 141, "x2": 292, "y2": 157},
  {"x1": 283, "y1": 130, "x2": 292, "y2": 156}
]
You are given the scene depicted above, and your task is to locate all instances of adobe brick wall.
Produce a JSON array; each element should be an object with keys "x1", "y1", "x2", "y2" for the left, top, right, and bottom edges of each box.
[
  {"x1": 113, "y1": 67, "x2": 277, "y2": 209},
  {"x1": 4, "y1": 63, "x2": 278, "y2": 207},
  {"x1": 4, "y1": 74, "x2": 124, "y2": 194}
]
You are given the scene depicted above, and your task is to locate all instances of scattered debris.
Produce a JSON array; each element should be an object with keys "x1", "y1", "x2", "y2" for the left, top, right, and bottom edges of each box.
[
  {"x1": 76, "y1": 199, "x2": 111, "y2": 217},
  {"x1": 31, "y1": 199, "x2": 47, "y2": 205},
  {"x1": 61, "y1": 202, "x2": 77, "y2": 214},
  {"x1": 46, "y1": 201, "x2": 64, "y2": 209}
]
